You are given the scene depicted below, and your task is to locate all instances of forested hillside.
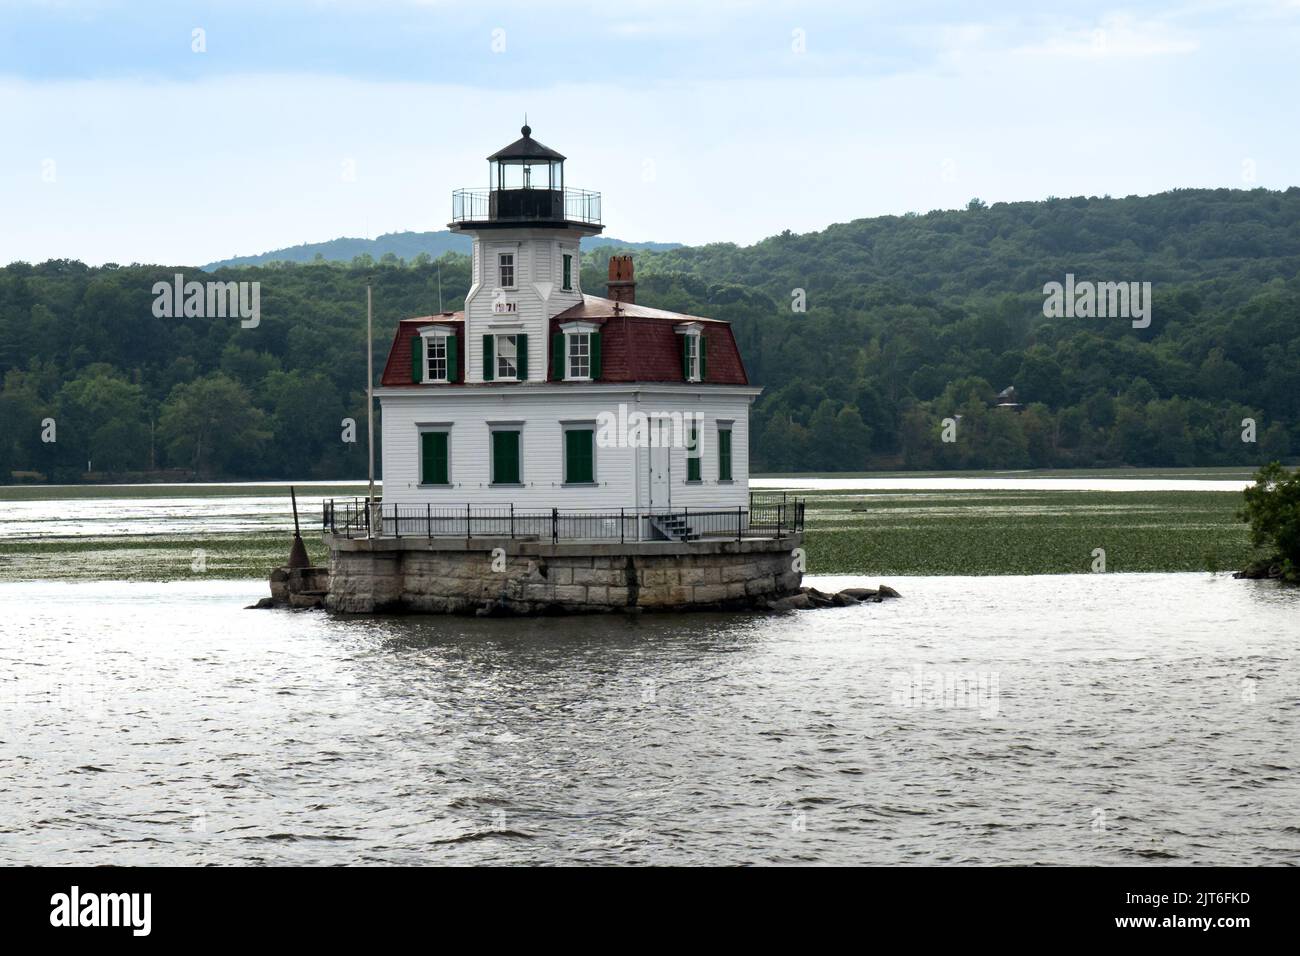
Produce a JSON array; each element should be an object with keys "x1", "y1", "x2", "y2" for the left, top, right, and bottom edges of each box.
[
  {"x1": 2, "y1": 187, "x2": 1298, "y2": 482},
  {"x1": 203, "y1": 230, "x2": 681, "y2": 270},
  {"x1": 631, "y1": 188, "x2": 1300, "y2": 472}
]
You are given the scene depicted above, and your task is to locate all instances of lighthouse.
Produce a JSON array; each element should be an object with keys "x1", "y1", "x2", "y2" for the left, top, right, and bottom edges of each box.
[
  {"x1": 322, "y1": 125, "x2": 805, "y2": 615},
  {"x1": 374, "y1": 125, "x2": 759, "y2": 517}
]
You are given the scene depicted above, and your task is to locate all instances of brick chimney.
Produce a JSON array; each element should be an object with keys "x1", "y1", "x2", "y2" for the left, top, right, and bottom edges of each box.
[{"x1": 606, "y1": 254, "x2": 635, "y2": 304}]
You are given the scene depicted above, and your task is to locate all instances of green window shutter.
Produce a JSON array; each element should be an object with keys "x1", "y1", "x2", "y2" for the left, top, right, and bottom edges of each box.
[
  {"x1": 681, "y1": 335, "x2": 690, "y2": 379},
  {"x1": 410, "y1": 335, "x2": 423, "y2": 383},
  {"x1": 482, "y1": 335, "x2": 494, "y2": 381},
  {"x1": 591, "y1": 331, "x2": 602, "y2": 380},
  {"x1": 699, "y1": 333, "x2": 708, "y2": 381},
  {"x1": 446, "y1": 334, "x2": 459, "y2": 382},
  {"x1": 421, "y1": 431, "x2": 448, "y2": 485},
  {"x1": 563, "y1": 255, "x2": 572, "y2": 290},
  {"x1": 578, "y1": 430, "x2": 593, "y2": 483},
  {"x1": 492, "y1": 430, "x2": 520, "y2": 484},
  {"x1": 565, "y1": 429, "x2": 594, "y2": 484},
  {"x1": 687, "y1": 424, "x2": 701, "y2": 482},
  {"x1": 550, "y1": 332, "x2": 564, "y2": 380},
  {"x1": 718, "y1": 428, "x2": 732, "y2": 481},
  {"x1": 516, "y1": 333, "x2": 529, "y2": 380}
]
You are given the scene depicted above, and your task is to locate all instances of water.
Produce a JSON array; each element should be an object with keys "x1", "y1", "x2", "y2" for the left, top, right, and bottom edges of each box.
[
  {"x1": 0, "y1": 485, "x2": 348, "y2": 540},
  {"x1": 0, "y1": 475, "x2": 1250, "y2": 540},
  {"x1": 2, "y1": 573, "x2": 1295, "y2": 865}
]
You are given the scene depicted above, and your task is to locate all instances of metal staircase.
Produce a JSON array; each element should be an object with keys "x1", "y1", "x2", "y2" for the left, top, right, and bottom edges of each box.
[{"x1": 648, "y1": 513, "x2": 695, "y2": 542}]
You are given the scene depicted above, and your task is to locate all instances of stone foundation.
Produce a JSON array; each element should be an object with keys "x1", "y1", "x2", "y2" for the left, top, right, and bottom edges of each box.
[
  {"x1": 260, "y1": 565, "x2": 331, "y2": 609},
  {"x1": 324, "y1": 533, "x2": 805, "y2": 615}
]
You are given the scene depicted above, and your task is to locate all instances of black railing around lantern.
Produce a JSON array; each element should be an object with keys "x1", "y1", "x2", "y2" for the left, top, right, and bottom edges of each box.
[{"x1": 451, "y1": 187, "x2": 602, "y2": 225}]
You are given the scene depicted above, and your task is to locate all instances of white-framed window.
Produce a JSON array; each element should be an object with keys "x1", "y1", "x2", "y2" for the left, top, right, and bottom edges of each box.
[
  {"x1": 496, "y1": 333, "x2": 519, "y2": 380},
  {"x1": 684, "y1": 333, "x2": 701, "y2": 382},
  {"x1": 567, "y1": 333, "x2": 590, "y2": 379},
  {"x1": 425, "y1": 335, "x2": 448, "y2": 382},
  {"x1": 498, "y1": 253, "x2": 515, "y2": 289},
  {"x1": 557, "y1": 322, "x2": 598, "y2": 382}
]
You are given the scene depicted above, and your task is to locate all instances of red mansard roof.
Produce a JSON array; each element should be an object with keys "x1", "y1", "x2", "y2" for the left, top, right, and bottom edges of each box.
[
  {"x1": 378, "y1": 297, "x2": 748, "y2": 387},
  {"x1": 380, "y1": 313, "x2": 464, "y2": 386},
  {"x1": 549, "y1": 296, "x2": 748, "y2": 385}
]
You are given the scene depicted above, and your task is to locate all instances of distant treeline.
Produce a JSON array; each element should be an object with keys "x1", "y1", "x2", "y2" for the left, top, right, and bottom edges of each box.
[
  {"x1": 202, "y1": 231, "x2": 682, "y2": 270},
  {"x1": 1, "y1": 187, "x2": 1298, "y2": 482}
]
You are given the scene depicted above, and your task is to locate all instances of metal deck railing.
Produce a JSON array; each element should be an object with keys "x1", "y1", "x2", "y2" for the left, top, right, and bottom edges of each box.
[
  {"x1": 322, "y1": 493, "x2": 804, "y2": 544},
  {"x1": 450, "y1": 187, "x2": 602, "y2": 225}
]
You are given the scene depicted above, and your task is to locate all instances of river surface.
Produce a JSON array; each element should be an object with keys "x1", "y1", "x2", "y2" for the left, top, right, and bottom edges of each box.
[
  {"x1": 1, "y1": 573, "x2": 1295, "y2": 865},
  {"x1": 0, "y1": 476, "x2": 1250, "y2": 540}
]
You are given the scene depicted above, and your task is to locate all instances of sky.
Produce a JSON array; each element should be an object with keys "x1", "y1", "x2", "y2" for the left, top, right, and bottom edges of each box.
[{"x1": 3, "y1": 0, "x2": 1299, "y2": 266}]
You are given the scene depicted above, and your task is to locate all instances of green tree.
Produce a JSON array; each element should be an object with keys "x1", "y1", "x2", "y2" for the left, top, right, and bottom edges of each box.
[
  {"x1": 157, "y1": 373, "x2": 270, "y2": 476},
  {"x1": 1238, "y1": 462, "x2": 1300, "y2": 581},
  {"x1": 55, "y1": 365, "x2": 150, "y2": 473},
  {"x1": 1, "y1": 368, "x2": 57, "y2": 477},
  {"x1": 833, "y1": 406, "x2": 873, "y2": 471},
  {"x1": 262, "y1": 370, "x2": 342, "y2": 476}
]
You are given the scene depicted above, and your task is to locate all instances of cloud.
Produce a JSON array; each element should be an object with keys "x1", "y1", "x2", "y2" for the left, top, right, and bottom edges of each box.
[
  {"x1": 3, "y1": 3, "x2": 1297, "y2": 266},
  {"x1": 1014, "y1": 14, "x2": 1200, "y2": 58}
]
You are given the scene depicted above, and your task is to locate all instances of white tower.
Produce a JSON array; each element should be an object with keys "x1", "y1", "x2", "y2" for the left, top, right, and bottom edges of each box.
[{"x1": 450, "y1": 125, "x2": 603, "y2": 384}]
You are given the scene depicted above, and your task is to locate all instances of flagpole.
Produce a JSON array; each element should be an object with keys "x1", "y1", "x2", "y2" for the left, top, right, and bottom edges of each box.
[{"x1": 366, "y1": 281, "x2": 376, "y2": 536}]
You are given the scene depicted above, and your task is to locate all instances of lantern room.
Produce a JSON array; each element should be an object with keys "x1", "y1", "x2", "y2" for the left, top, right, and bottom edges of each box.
[
  {"x1": 489, "y1": 124, "x2": 564, "y2": 193},
  {"x1": 451, "y1": 124, "x2": 601, "y2": 231}
]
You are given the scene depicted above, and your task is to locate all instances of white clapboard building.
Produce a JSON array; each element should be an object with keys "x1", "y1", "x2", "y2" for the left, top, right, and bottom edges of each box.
[{"x1": 374, "y1": 126, "x2": 759, "y2": 526}]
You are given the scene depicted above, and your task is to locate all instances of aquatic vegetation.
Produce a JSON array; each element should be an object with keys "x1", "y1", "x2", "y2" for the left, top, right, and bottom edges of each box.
[
  {"x1": 0, "y1": 534, "x2": 329, "y2": 582},
  {"x1": 801, "y1": 489, "x2": 1253, "y2": 575},
  {"x1": 0, "y1": 485, "x2": 1256, "y2": 581}
]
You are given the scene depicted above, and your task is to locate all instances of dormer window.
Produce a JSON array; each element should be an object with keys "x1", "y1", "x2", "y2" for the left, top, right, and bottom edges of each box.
[
  {"x1": 411, "y1": 327, "x2": 458, "y2": 384},
  {"x1": 568, "y1": 333, "x2": 590, "y2": 379},
  {"x1": 676, "y1": 323, "x2": 706, "y2": 383},
  {"x1": 426, "y1": 335, "x2": 448, "y2": 382},
  {"x1": 498, "y1": 253, "x2": 515, "y2": 289},
  {"x1": 554, "y1": 322, "x2": 602, "y2": 381}
]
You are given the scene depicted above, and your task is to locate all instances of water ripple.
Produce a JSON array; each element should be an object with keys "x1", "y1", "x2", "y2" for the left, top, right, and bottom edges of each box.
[{"x1": 0, "y1": 574, "x2": 1297, "y2": 865}]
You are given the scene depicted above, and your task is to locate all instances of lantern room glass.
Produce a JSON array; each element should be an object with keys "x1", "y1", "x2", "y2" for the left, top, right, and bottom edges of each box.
[{"x1": 491, "y1": 159, "x2": 562, "y2": 191}]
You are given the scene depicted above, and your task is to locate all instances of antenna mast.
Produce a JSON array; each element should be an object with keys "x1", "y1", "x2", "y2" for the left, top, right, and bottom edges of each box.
[{"x1": 366, "y1": 281, "x2": 376, "y2": 533}]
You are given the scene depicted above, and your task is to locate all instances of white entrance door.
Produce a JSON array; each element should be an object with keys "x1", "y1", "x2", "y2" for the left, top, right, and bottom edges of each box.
[{"x1": 648, "y1": 418, "x2": 671, "y2": 510}]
